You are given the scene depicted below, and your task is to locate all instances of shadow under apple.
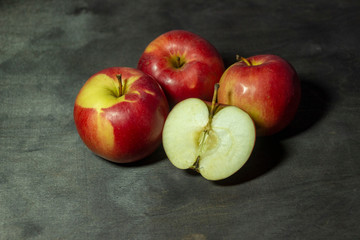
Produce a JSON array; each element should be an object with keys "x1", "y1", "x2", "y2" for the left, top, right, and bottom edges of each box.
[
  {"x1": 214, "y1": 136, "x2": 286, "y2": 186},
  {"x1": 101, "y1": 144, "x2": 167, "y2": 168},
  {"x1": 275, "y1": 77, "x2": 333, "y2": 140},
  {"x1": 214, "y1": 77, "x2": 332, "y2": 185},
  {"x1": 103, "y1": 77, "x2": 331, "y2": 183}
]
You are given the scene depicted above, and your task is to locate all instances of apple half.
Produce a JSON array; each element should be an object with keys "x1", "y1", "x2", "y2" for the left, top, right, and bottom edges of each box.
[{"x1": 162, "y1": 84, "x2": 256, "y2": 181}]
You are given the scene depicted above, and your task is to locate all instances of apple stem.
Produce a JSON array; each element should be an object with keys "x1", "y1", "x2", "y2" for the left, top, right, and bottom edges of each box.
[
  {"x1": 116, "y1": 74, "x2": 128, "y2": 97},
  {"x1": 192, "y1": 83, "x2": 220, "y2": 172},
  {"x1": 176, "y1": 56, "x2": 181, "y2": 68},
  {"x1": 170, "y1": 55, "x2": 185, "y2": 69},
  {"x1": 236, "y1": 54, "x2": 252, "y2": 66},
  {"x1": 116, "y1": 74, "x2": 123, "y2": 97},
  {"x1": 202, "y1": 83, "x2": 219, "y2": 147},
  {"x1": 209, "y1": 83, "x2": 219, "y2": 124},
  {"x1": 175, "y1": 56, "x2": 185, "y2": 68}
]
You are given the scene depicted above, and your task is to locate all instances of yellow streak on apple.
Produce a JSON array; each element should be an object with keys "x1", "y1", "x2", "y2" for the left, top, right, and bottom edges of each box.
[
  {"x1": 95, "y1": 111, "x2": 115, "y2": 155},
  {"x1": 76, "y1": 74, "x2": 140, "y2": 111},
  {"x1": 76, "y1": 73, "x2": 141, "y2": 157},
  {"x1": 144, "y1": 40, "x2": 162, "y2": 53},
  {"x1": 144, "y1": 89, "x2": 156, "y2": 96}
]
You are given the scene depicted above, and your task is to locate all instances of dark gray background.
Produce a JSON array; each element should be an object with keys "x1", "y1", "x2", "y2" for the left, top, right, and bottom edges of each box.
[{"x1": 1, "y1": 0, "x2": 359, "y2": 239}]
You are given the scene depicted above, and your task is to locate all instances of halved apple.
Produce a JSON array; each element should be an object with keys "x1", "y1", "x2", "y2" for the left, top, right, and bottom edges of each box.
[{"x1": 162, "y1": 84, "x2": 256, "y2": 181}]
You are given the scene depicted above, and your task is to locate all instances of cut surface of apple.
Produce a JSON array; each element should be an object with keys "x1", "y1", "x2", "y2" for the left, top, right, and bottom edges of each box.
[{"x1": 162, "y1": 98, "x2": 256, "y2": 181}]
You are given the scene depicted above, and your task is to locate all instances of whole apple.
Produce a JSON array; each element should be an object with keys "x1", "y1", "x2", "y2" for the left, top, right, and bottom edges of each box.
[
  {"x1": 138, "y1": 30, "x2": 225, "y2": 107},
  {"x1": 218, "y1": 55, "x2": 301, "y2": 136},
  {"x1": 74, "y1": 67, "x2": 169, "y2": 163}
]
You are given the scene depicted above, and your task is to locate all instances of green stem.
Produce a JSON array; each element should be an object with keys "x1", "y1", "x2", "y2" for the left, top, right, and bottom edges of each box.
[
  {"x1": 236, "y1": 55, "x2": 252, "y2": 66},
  {"x1": 208, "y1": 83, "x2": 219, "y2": 126},
  {"x1": 191, "y1": 83, "x2": 220, "y2": 171}
]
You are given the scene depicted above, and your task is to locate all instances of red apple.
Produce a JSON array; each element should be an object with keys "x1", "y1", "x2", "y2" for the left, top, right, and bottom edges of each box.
[
  {"x1": 74, "y1": 67, "x2": 169, "y2": 163},
  {"x1": 137, "y1": 30, "x2": 225, "y2": 107},
  {"x1": 218, "y1": 55, "x2": 301, "y2": 136}
]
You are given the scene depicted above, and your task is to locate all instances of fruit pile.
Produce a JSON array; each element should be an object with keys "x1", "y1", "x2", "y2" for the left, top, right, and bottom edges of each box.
[{"x1": 74, "y1": 30, "x2": 301, "y2": 181}]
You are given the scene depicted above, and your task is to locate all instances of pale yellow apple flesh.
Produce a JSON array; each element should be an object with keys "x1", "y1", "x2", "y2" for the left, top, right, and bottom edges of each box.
[{"x1": 162, "y1": 98, "x2": 256, "y2": 181}]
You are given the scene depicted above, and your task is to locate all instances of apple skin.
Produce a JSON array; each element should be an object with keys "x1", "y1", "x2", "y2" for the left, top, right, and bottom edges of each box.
[
  {"x1": 137, "y1": 30, "x2": 225, "y2": 107},
  {"x1": 218, "y1": 55, "x2": 301, "y2": 136},
  {"x1": 74, "y1": 67, "x2": 169, "y2": 163}
]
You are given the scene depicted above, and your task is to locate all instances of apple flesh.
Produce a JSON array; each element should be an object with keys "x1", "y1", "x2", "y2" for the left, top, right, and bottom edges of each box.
[
  {"x1": 218, "y1": 55, "x2": 301, "y2": 136},
  {"x1": 74, "y1": 67, "x2": 169, "y2": 163},
  {"x1": 138, "y1": 30, "x2": 225, "y2": 107},
  {"x1": 162, "y1": 85, "x2": 256, "y2": 181}
]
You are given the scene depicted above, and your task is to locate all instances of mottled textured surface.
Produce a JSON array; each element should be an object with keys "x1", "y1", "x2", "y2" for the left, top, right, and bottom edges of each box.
[{"x1": 1, "y1": 0, "x2": 359, "y2": 239}]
